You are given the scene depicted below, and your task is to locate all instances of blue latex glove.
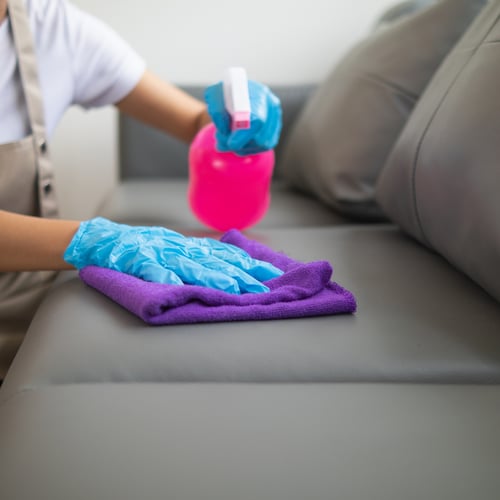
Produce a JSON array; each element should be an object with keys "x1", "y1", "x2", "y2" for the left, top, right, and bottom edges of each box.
[
  {"x1": 64, "y1": 217, "x2": 283, "y2": 294},
  {"x1": 205, "y1": 80, "x2": 282, "y2": 155}
]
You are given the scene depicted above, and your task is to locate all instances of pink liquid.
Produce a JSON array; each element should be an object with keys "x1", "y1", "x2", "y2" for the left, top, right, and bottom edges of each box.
[{"x1": 188, "y1": 123, "x2": 275, "y2": 231}]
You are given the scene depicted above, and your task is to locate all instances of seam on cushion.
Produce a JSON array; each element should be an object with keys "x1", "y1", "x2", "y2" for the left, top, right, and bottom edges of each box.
[
  {"x1": 359, "y1": 72, "x2": 419, "y2": 103},
  {"x1": 0, "y1": 386, "x2": 36, "y2": 409},
  {"x1": 411, "y1": 13, "x2": 500, "y2": 245}
]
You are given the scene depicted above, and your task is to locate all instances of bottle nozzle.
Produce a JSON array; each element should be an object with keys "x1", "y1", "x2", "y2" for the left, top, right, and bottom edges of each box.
[{"x1": 223, "y1": 67, "x2": 251, "y2": 131}]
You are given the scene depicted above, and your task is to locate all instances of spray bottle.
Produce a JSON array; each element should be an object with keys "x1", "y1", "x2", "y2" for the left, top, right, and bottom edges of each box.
[{"x1": 188, "y1": 68, "x2": 275, "y2": 232}]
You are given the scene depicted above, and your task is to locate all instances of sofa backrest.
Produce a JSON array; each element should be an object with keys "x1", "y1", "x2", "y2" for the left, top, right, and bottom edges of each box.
[{"x1": 118, "y1": 85, "x2": 316, "y2": 180}]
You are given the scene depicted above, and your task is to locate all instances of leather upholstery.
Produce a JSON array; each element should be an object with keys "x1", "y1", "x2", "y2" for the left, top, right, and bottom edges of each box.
[
  {"x1": 1, "y1": 383, "x2": 500, "y2": 500},
  {"x1": 279, "y1": 0, "x2": 486, "y2": 220},
  {"x1": 98, "y1": 179, "x2": 350, "y2": 229},
  {"x1": 2, "y1": 224, "x2": 500, "y2": 404},
  {"x1": 377, "y1": 0, "x2": 500, "y2": 302}
]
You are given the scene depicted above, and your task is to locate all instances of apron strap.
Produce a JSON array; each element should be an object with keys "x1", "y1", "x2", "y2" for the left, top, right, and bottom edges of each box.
[{"x1": 8, "y1": 0, "x2": 59, "y2": 218}]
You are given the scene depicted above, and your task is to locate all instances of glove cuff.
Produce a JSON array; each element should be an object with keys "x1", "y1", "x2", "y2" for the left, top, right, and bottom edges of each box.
[{"x1": 63, "y1": 217, "x2": 120, "y2": 269}]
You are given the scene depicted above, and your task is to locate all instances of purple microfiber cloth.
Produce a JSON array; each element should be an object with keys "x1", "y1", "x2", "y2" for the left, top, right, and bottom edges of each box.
[{"x1": 79, "y1": 229, "x2": 356, "y2": 325}]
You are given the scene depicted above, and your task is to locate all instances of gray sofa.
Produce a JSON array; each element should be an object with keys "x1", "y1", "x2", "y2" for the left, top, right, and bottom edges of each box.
[{"x1": 1, "y1": 1, "x2": 500, "y2": 498}]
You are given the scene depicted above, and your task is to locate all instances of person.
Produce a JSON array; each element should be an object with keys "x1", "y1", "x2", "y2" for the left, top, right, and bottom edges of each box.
[{"x1": 0, "y1": 0, "x2": 283, "y2": 378}]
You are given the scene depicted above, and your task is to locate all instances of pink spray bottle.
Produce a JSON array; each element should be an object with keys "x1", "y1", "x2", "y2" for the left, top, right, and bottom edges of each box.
[{"x1": 188, "y1": 67, "x2": 275, "y2": 232}]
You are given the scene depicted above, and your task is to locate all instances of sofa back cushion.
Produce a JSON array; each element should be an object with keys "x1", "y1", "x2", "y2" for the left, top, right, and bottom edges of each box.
[
  {"x1": 376, "y1": 0, "x2": 499, "y2": 302},
  {"x1": 278, "y1": 0, "x2": 486, "y2": 220}
]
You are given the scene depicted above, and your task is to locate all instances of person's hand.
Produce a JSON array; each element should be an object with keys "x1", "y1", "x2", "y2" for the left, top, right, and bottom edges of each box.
[
  {"x1": 204, "y1": 80, "x2": 282, "y2": 155},
  {"x1": 64, "y1": 217, "x2": 283, "y2": 294}
]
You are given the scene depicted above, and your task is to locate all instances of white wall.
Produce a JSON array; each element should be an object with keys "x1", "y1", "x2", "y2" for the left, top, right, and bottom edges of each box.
[{"x1": 52, "y1": 0, "x2": 396, "y2": 219}]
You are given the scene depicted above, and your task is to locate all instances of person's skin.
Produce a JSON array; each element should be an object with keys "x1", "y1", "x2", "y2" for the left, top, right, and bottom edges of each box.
[
  {"x1": 116, "y1": 71, "x2": 211, "y2": 144},
  {"x1": 0, "y1": 211, "x2": 79, "y2": 271},
  {"x1": 0, "y1": 1, "x2": 213, "y2": 273}
]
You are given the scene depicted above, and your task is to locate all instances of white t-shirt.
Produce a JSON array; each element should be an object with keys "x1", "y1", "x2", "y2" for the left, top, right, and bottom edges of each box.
[{"x1": 0, "y1": 0, "x2": 146, "y2": 144}]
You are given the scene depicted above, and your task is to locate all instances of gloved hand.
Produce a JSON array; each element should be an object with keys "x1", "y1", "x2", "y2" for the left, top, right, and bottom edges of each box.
[
  {"x1": 64, "y1": 217, "x2": 283, "y2": 294},
  {"x1": 204, "y1": 80, "x2": 282, "y2": 155}
]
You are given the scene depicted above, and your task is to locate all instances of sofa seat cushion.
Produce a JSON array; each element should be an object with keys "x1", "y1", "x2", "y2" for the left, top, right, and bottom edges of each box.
[
  {"x1": 2, "y1": 225, "x2": 500, "y2": 398},
  {"x1": 97, "y1": 179, "x2": 349, "y2": 229},
  {"x1": 1, "y1": 383, "x2": 500, "y2": 500}
]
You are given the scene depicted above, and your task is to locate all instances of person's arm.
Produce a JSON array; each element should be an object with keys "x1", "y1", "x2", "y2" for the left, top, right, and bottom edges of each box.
[
  {"x1": 0, "y1": 210, "x2": 78, "y2": 272},
  {"x1": 115, "y1": 70, "x2": 211, "y2": 143},
  {"x1": 0, "y1": 211, "x2": 283, "y2": 293}
]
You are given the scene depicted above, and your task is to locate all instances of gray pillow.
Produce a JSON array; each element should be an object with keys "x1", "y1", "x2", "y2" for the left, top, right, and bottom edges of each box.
[
  {"x1": 278, "y1": 0, "x2": 486, "y2": 221},
  {"x1": 376, "y1": 0, "x2": 499, "y2": 303}
]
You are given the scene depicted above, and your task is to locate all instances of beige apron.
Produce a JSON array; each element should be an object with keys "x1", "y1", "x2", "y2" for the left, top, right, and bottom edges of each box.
[{"x1": 0, "y1": 0, "x2": 60, "y2": 378}]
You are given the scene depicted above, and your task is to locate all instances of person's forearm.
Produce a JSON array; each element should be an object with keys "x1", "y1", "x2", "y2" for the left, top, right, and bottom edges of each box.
[
  {"x1": 116, "y1": 70, "x2": 211, "y2": 143},
  {"x1": 0, "y1": 1, "x2": 7, "y2": 24},
  {"x1": 0, "y1": 210, "x2": 79, "y2": 272}
]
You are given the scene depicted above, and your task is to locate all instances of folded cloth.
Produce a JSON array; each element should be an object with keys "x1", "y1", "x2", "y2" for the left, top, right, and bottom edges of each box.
[{"x1": 79, "y1": 229, "x2": 356, "y2": 325}]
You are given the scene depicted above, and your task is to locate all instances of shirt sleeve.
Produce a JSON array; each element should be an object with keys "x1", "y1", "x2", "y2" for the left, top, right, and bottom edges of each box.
[{"x1": 62, "y1": 0, "x2": 146, "y2": 108}]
